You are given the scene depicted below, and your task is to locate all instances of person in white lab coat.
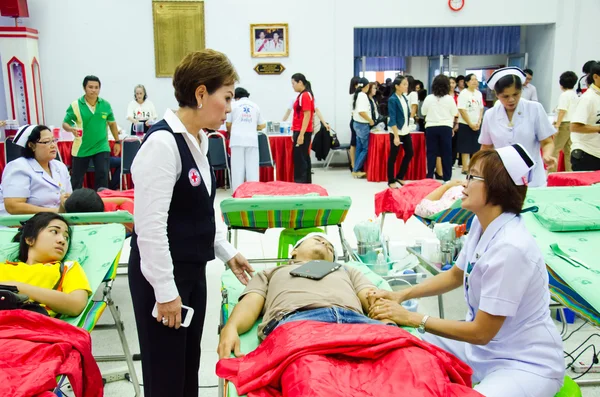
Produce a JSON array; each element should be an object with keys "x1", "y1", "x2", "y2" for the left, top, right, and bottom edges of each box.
[
  {"x1": 226, "y1": 87, "x2": 266, "y2": 193},
  {"x1": 0, "y1": 124, "x2": 71, "y2": 215},
  {"x1": 368, "y1": 144, "x2": 564, "y2": 397},
  {"x1": 479, "y1": 67, "x2": 556, "y2": 187}
]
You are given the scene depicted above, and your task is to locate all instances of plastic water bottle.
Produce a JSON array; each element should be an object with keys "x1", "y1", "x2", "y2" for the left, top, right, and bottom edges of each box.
[{"x1": 373, "y1": 252, "x2": 388, "y2": 276}]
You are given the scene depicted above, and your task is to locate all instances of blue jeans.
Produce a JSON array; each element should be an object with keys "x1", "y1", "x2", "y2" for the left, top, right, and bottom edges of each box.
[
  {"x1": 274, "y1": 307, "x2": 389, "y2": 334},
  {"x1": 353, "y1": 121, "x2": 370, "y2": 172}
]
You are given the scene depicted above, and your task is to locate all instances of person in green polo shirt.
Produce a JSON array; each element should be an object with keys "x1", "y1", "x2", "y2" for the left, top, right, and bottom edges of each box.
[{"x1": 62, "y1": 75, "x2": 121, "y2": 190}]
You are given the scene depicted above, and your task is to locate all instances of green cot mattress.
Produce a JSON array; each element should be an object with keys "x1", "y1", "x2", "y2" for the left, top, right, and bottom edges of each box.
[
  {"x1": 220, "y1": 261, "x2": 419, "y2": 397},
  {"x1": 523, "y1": 185, "x2": 600, "y2": 325},
  {"x1": 0, "y1": 211, "x2": 134, "y2": 227},
  {"x1": 220, "y1": 196, "x2": 351, "y2": 229},
  {"x1": 0, "y1": 224, "x2": 126, "y2": 329}
]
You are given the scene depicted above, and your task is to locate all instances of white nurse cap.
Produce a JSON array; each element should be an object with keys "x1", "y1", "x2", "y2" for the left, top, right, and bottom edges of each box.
[
  {"x1": 486, "y1": 67, "x2": 527, "y2": 91},
  {"x1": 496, "y1": 144, "x2": 535, "y2": 186},
  {"x1": 13, "y1": 124, "x2": 38, "y2": 148},
  {"x1": 291, "y1": 232, "x2": 336, "y2": 260}
]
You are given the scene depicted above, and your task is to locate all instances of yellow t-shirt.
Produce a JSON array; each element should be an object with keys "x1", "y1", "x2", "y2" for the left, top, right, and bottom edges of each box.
[{"x1": 0, "y1": 261, "x2": 92, "y2": 316}]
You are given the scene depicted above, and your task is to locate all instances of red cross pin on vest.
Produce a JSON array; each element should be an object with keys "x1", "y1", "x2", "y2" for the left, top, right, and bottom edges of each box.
[{"x1": 188, "y1": 168, "x2": 201, "y2": 187}]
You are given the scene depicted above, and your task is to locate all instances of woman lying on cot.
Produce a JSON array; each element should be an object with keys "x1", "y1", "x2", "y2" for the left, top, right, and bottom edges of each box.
[
  {"x1": 0, "y1": 212, "x2": 91, "y2": 317},
  {"x1": 414, "y1": 180, "x2": 464, "y2": 218}
]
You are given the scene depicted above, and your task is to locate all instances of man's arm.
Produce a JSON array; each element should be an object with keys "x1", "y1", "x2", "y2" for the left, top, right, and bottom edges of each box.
[
  {"x1": 108, "y1": 121, "x2": 120, "y2": 141},
  {"x1": 571, "y1": 122, "x2": 600, "y2": 134},
  {"x1": 357, "y1": 287, "x2": 395, "y2": 325},
  {"x1": 218, "y1": 292, "x2": 265, "y2": 358}
]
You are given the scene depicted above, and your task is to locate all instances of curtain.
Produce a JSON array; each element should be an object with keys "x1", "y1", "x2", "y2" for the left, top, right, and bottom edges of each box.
[
  {"x1": 354, "y1": 26, "x2": 520, "y2": 57},
  {"x1": 353, "y1": 56, "x2": 407, "y2": 75}
]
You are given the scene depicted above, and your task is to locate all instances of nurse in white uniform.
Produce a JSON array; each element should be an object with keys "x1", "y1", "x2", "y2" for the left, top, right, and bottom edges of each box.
[
  {"x1": 226, "y1": 87, "x2": 266, "y2": 193},
  {"x1": 0, "y1": 125, "x2": 72, "y2": 215},
  {"x1": 479, "y1": 67, "x2": 556, "y2": 187},
  {"x1": 369, "y1": 144, "x2": 564, "y2": 397}
]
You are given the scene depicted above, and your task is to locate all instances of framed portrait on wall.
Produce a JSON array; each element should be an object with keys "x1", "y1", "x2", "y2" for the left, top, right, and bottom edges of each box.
[{"x1": 250, "y1": 23, "x2": 288, "y2": 58}]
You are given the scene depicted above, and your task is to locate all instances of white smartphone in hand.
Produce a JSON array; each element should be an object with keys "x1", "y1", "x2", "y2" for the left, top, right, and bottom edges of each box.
[{"x1": 152, "y1": 303, "x2": 194, "y2": 328}]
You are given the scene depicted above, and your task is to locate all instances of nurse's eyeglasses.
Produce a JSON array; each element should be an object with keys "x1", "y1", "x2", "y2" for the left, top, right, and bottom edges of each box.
[
  {"x1": 37, "y1": 138, "x2": 59, "y2": 145},
  {"x1": 466, "y1": 174, "x2": 485, "y2": 184}
]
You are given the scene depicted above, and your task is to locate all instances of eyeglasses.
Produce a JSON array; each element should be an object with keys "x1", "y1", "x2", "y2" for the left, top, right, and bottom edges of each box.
[
  {"x1": 37, "y1": 138, "x2": 59, "y2": 145},
  {"x1": 466, "y1": 174, "x2": 485, "y2": 184}
]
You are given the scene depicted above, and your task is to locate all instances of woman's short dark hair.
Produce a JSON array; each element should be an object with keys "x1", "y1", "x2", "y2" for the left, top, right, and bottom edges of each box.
[
  {"x1": 83, "y1": 75, "x2": 101, "y2": 88},
  {"x1": 418, "y1": 89, "x2": 428, "y2": 102},
  {"x1": 349, "y1": 76, "x2": 360, "y2": 95},
  {"x1": 583, "y1": 60, "x2": 597, "y2": 74},
  {"x1": 456, "y1": 75, "x2": 465, "y2": 84},
  {"x1": 494, "y1": 74, "x2": 523, "y2": 94},
  {"x1": 12, "y1": 212, "x2": 72, "y2": 262},
  {"x1": 559, "y1": 71, "x2": 578, "y2": 90},
  {"x1": 464, "y1": 73, "x2": 477, "y2": 86},
  {"x1": 431, "y1": 75, "x2": 450, "y2": 97},
  {"x1": 588, "y1": 62, "x2": 600, "y2": 86},
  {"x1": 64, "y1": 188, "x2": 105, "y2": 213},
  {"x1": 23, "y1": 125, "x2": 50, "y2": 159},
  {"x1": 173, "y1": 49, "x2": 239, "y2": 108},
  {"x1": 134, "y1": 84, "x2": 148, "y2": 101},
  {"x1": 469, "y1": 150, "x2": 527, "y2": 214}
]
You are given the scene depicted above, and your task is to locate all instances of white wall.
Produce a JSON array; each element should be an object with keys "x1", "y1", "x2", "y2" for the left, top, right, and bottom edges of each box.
[
  {"x1": 406, "y1": 57, "x2": 429, "y2": 88},
  {"x1": 524, "y1": 24, "x2": 556, "y2": 111},
  {"x1": 5, "y1": 0, "x2": 598, "y2": 144}
]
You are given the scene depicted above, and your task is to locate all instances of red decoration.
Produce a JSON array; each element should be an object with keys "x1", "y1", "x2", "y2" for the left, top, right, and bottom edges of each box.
[
  {"x1": 0, "y1": 0, "x2": 29, "y2": 18},
  {"x1": 448, "y1": 0, "x2": 465, "y2": 11}
]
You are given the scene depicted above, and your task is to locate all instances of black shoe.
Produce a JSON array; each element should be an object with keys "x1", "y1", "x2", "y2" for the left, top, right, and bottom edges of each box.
[{"x1": 434, "y1": 173, "x2": 444, "y2": 180}]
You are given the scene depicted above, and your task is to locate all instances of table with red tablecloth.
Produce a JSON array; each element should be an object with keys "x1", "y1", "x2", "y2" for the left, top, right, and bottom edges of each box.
[
  {"x1": 0, "y1": 141, "x2": 132, "y2": 189},
  {"x1": 548, "y1": 170, "x2": 600, "y2": 187},
  {"x1": 365, "y1": 132, "x2": 427, "y2": 182},
  {"x1": 232, "y1": 181, "x2": 328, "y2": 198}
]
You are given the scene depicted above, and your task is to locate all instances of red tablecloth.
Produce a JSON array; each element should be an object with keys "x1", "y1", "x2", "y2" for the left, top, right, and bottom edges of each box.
[
  {"x1": 233, "y1": 181, "x2": 328, "y2": 198},
  {"x1": 547, "y1": 171, "x2": 600, "y2": 187},
  {"x1": 268, "y1": 135, "x2": 295, "y2": 182},
  {"x1": 0, "y1": 141, "x2": 132, "y2": 189},
  {"x1": 365, "y1": 132, "x2": 427, "y2": 182},
  {"x1": 374, "y1": 179, "x2": 442, "y2": 222}
]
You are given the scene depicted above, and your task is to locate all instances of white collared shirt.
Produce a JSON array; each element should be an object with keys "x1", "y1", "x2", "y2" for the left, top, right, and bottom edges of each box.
[
  {"x1": 521, "y1": 84, "x2": 538, "y2": 102},
  {"x1": 479, "y1": 99, "x2": 555, "y2": 187},
  {"x1": 0, "y1": 157, "x2": 72, "y2": 215},
  {"x1": 131, "y1": 109, "x2": 238, "y2": 303},
  {"x1": 226, "y1": 98, "x2": 265, "y2": 147}
]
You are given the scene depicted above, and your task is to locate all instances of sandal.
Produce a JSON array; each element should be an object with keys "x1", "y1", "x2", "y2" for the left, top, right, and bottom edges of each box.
[
  {"x1": 388, "y1": 182, "x2": 400, "y2": 189},
  {"x1": 395, "y1": 179, "x2": 405, "y2": 186}
]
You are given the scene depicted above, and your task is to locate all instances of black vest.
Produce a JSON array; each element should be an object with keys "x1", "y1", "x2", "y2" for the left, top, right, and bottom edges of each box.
[{"x1": 131, "y1": 120, "x2": 217, "y2": 263}]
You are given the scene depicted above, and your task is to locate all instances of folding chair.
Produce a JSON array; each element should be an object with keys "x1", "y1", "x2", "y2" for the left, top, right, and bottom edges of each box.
[
  {"x1": 324, "y1": 144, "x2": 351, "y2": 170},
  {"x1": 120, "y1": 136, "x2": 141, "y2": 190},
  {"x1": 0, "y1": 222, "x2": 140, "y2": 396},
  {"x1": 208, "y1": 132, "x2": 231, "y2": 189},
  {"x1": 257, "y1": 131, "x2": 274, "y2": 168},
  {"x1": 4, "y1": 136, "x2": 22, "y2": 164}
]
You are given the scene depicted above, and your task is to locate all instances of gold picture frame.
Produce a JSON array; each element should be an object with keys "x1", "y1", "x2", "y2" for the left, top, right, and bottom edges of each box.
[
  {"x1": 152, "y1": 0, "x2": 205, "y2": 77},
  {"x1": 250, "y1": 23, "x2": 289, "y2": 58}
]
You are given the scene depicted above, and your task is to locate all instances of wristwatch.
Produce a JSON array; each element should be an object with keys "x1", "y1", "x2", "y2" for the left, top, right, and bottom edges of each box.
[
  {"x1": 114, "y1": 140, "x2": 121, "y2": 144},
  {"x1": 417, "y1": 315, "x2": 430, "y2": 334}
]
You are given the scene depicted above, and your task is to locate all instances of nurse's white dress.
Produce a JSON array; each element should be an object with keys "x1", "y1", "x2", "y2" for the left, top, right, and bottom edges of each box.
[
  {"x1": 480, "y1": 99, "x2": 555, "y2": 187},
  {"x1": 0, "y1": 157, "x2": 72, "y2": 215},
  {"x1": 423, "y1": 213, "x2": 564, "y2": 397}
]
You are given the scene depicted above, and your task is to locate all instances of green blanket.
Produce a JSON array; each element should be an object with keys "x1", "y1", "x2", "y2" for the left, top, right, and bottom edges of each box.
[{"x1": 523, "y1": 186, "x2": 600, "y2": 321}]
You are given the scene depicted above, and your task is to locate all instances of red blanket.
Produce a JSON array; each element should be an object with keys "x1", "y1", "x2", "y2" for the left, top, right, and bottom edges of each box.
[
  {"x1": 547, "y1": 171, "x2": 600, "y2": 187},
  {"x1": 233, "y1": 181, "x2": 328, "y2": 198},
  {"x1": 216, "y1": 321, "x2": 481, "y2": 397},
  {"x1": 0, "y1": 310, "x2": 103, "y2": 397},
  {"x1": 375, "y1": 179, "x2": 442, "y2": 222}
]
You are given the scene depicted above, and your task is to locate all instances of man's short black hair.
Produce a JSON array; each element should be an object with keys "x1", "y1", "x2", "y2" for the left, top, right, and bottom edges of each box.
[
  {"x1": 559, "y1": 71, "x2": 578, "y2": 90},
  {"x1": 234, "y1": 87, "x2": 250, "y2": 99},
  {"x1": 524, "y1": 69, "x2": 533, "y2": 76},
  {"x1": 64, "y1": 188, "x2": 105, "y2": 213},
  {"x1": 83, "y1": 75, "x2": 101, "y2": 88}
]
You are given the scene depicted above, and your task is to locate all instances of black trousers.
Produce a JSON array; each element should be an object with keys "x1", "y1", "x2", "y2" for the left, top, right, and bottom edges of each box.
[
  {"x1": 571, "y1": 149, "x2": 600, "y2": 171},
  {"x1": 426, "y1": 126, "x2": 453, "y2": 181},
  {"x1": 71, "y1": 151, "x2": 110, "y2": 190},
  {"x1": 128, "y1": 247, "x2": 207, "y2": 397},
  {"x1": 293, "y1": 131, "x2": 312, "y2": 183},
  {"x1": 388, "y1": 133, "x2": 413, "y2": 184}
]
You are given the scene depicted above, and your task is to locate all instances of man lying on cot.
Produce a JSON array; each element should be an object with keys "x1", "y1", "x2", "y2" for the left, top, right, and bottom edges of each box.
[
  {"x1": 0, "y1": 212, "x2": 92, "y2": 317},
  {"x1": 218, "y1": 232, "x2": 395, "y2": 358},
  {"x1": 63, "y1": 188, "x2": 134, "y2": 234}
]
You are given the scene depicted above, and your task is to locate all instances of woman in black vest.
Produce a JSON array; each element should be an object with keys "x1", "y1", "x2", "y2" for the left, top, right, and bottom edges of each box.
[{"x1": 128, "y1": 49, "x2": 253, "y2": 397}]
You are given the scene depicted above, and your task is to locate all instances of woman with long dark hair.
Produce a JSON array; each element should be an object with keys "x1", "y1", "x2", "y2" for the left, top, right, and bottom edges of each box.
[
  {"x1": 386, "y1": 76, "x2": 412, "y2": 188},
  {"x1": 291, "y1": 73, "x2": 315, "y2": 183},
  {"x1": 351, "y1": 78, "x2": 372, "y2": 178},
  {"x1": 348, "y1": 76, "x2": 360, "y2": 170}
]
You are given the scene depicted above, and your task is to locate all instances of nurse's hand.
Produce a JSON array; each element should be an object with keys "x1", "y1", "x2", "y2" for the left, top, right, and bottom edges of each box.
[
  {"x1": 58, "y1": 193, "x2": 70, "y2": 213},
  {"x1": 227, "y1": 253, "x2": 254, "y2": 285},
  {"x1": 156, "y1": 296, "x2": 182, "y2": 329},
  {"x1": 367, "y1": 289, "x2": 408, "y2": 308},
  {"x1": 369, "y1": 299, "x2": 421, "y2": 327},
  {"x1": 543, "y1": 154, "x2": 558, "y2": 170}
]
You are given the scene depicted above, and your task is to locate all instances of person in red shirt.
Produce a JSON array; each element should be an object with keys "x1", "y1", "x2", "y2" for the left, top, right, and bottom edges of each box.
[{"x1": 291, "y1": 73, "x2": 315, "y2": 183}]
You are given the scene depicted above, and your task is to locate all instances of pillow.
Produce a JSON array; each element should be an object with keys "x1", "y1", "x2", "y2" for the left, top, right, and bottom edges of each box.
[
  {"x1": 0, "y1": 240, "x2": 89, "y2": 264},
  {"x1": 533, "y1": 201, "x2": 600, "y2": 232}
]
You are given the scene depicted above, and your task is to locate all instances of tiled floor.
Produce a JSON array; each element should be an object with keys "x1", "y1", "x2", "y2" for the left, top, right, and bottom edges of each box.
[{"x1": 60, "y1": 166, "x2": 600, "y2": 396}]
